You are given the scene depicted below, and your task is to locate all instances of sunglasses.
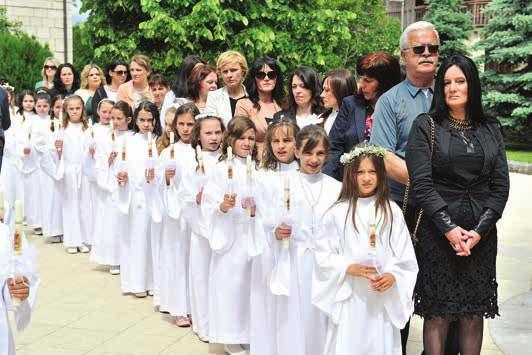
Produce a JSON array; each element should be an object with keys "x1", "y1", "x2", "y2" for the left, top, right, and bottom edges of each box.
[
  {"x1": 255, "y1": 71, "x2": 278, "y2": 80},
  {"x1": 44, "y1": 65, "x2": 57, "y2": 70},
  {"x1": 114, "y1": 70, "x2": 128, "y2": 76},
  {"x1": 408, "y1": 44, "x2": 439, "y2": 55}
]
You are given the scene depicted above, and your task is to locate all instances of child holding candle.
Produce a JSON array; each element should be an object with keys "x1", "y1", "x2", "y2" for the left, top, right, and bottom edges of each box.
[
  {"x1": 157, "y1": 103, "x2": 199, "y2": 324},
  {"x1": 178, "y1": 114, "x2": 225, "y2": 340},
  {"x1": 115, "y1": 101, "x2": 162, "y2": 297},
  {"x1": 201, "y1": 116, "x2": 262, "y2": 355},
  {"x1": 56, "y1": 95, "x2": 92, "y2": 254},
  {"x1": 249, "y1": 118, "x2": 299, "y2": 355},
  {"x1": 312, "y1": 144, "x2": 418, "y2": 355},
  {"x1": 267, "y1": 125, "x2": 341, "y2": 355}
]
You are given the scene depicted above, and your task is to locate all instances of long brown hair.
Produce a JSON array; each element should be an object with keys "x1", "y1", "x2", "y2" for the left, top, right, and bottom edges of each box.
[
  {"x1": 219, "y1": 116, "x2": 257, "y2": 162},
  {"x1": 336, "y1": 151, "x2": 393, "y2": 239},
  {"x1": 261, "y1": 118, "x2": 299, "y2": 171},
  {"x1": 63, "y1": 95, "x2": 89, "y2": 130},
  {"x1": 190, "y1": 115, "x2": 226, "y2": 151}
]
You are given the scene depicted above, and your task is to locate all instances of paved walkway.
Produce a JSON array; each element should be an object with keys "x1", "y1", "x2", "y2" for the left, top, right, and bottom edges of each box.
[{"x1": 8, "y1": 173, "x2": 531, "y2": 354}]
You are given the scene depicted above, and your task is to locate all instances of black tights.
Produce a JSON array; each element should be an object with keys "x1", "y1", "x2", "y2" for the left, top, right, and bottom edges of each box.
[{"x1": 423, "y1": 315, "x2": 484, "y2": 355}]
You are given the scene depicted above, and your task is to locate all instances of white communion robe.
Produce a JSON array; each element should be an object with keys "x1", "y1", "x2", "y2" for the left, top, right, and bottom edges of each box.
[
  {"x1": 1, "y1": 113, "x2": 25, "y2": 219},
  {"x1": 312, "y1": 196, "x2": 418, "y2": 355},
  {"x1": 90, "y1": 129, "x2": 133, "y2": 266},
  {"x1": 201, "y1": 157, "x2": 265, "y2": 345},
  {"x1": 114, "y1": 133, "x2": 157, "y2": 294},
  {"x1": 0, "y1": 223, "x2": 39, "y2": 355},
  {"x1": 57, "y1": 122, "x2": 92, "y2": 248},
  {"x1": 249, "y1": 161, "x2": 298, "y2": 355},
  {"x1": 156, "y1": 141, "x2": 195, "y2": 314},
  {"x1": 179, "y1": 150, "x2": 219, "y2": 339},
  {"x1": 266, "y1": 171, "x2": 341, "y2": 355}
]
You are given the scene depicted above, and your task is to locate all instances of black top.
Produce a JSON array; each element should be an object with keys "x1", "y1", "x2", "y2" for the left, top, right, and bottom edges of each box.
[
  {"x1": 229, "y1": 95, "x2": 246, "y2": 118},
  {"x1": 448, "y1": 130, "x2": 484, "y2": 184},
  {"x1": 91, "y1": 86, "x2": 109, "y2": 123}
]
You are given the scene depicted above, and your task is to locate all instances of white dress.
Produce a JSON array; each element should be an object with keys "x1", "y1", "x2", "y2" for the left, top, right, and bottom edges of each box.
[
  {"x1": 266, "y1": 170, "x2": 341, "y2": 355},
  {"x1": 114, "y1": 133, "x2": 157, "y2": 294},
  {"x1": 312, "y1": 197, "x2": 418, "y2": 355},
  {"x1": 201, "y1": 157, "x2": 265, "y2": 345},
  {"x1": 90, "y1": 128, "x2": 133, "y2": 266},
  {"x1": 0, "y1": 223, "x2": 38, "y2": 355},
  {"x1": 156, "y1": 141, "x2": 195, "y2": 314},
  {"x1": 249, "y1": 161, "x2": 299, "y2": 355},
  {"x1": 179, "y1": 150, "x2": 219, "y2": 339}
]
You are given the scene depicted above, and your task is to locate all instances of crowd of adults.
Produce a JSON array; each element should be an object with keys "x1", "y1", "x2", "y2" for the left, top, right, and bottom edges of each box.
[{"x1": 0, "y1": 20, "x2": 509, "y2": 355}]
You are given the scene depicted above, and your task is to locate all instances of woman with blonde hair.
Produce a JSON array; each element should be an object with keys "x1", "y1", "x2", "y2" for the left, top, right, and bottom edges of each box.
[
  {"x1": 35, "y1": 57, "x2": 60, "y2": 90},
  {"x1": 117, "y1": 54, "x2": 154, "y2": 110},
  {"x1": 75, "y1": 64, "x2": 105, "y2": 121},
  {"x1": 206, "y1": 50, "x2": 248, "y2": 125}
]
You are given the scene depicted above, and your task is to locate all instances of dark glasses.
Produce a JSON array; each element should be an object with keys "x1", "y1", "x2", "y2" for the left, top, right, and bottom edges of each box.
[
  {"x1": 44, "y1": 65, "x2": 57, "y2": 70},
  {"x1": 255, "y1": 71, "x2": 278, "y2": 80},
  {"x1": 114, "y1": 70, "x2": 128, "y2": 76},
  {"x1": 408, "y1": 44, "x2": 439, "y2": 55}
]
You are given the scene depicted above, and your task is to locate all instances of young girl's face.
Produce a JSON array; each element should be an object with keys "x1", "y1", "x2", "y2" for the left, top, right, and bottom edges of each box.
[
  {"x1": 66, "y1": 99, "x2": 83, "y2": 123},
  {"x1": 233, "y1": 128, "x2": 256, "y2": 157},
  {"x1": 35, "y1": 99, "x2": 50, "y2": 116},
  {"x1": 98, "y1": 102, "x2": 113, "y2": 124},
  {"x1": 199, "y1": 119, "x2": 223, "y2": 152},
  {"x1": 271, "y1": 126, "x2": 296, "y2": 164},
  {"x1": 53, "y1": 100, "x2": 63, "y2": 118},
  {"x1": 164, "y1": 111, "x2": 175, "y2": 137},
  {"x1": 22, "y1": 95, "x2": 35, "y2": 112},
  {"x1": 356, "y1": 157, "x2": 378, "y2": 197},
  {"x1": 176, "y1": 113, "x2": 195, "y2": 144},
  {"x1": 295, "y1": 138, "x2": 327, "y2": 175},
  {"x1": 111, "y1": 108, "x2": 131, "y2": 131},
  {"x1": 136, "y1": 109, "x2": 154, "y2": 134}
]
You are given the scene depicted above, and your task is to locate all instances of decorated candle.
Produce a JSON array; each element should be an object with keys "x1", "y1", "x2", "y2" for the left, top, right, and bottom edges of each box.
[
  {"x1": 148, "y1": 132, "x2": 153, "y2": 158},
  {"x1": 121, "y1": 139, "x2": 127, "y2": 161},
  {"x1": 246, "y1": 155, "x2": 252, "y2": 185},
  {"x1": 170, "y1": 131, "x2": 175, "y2": 145},
  {"x1": 196, "y1": 145, "x2": 205, "y2": 175},
  {"x1": 13, "y1": 229, "x2": 22, "y2": 256},
  {"x1": 227, "y1": 146, "x2": 233, "y2": 179},
  {"x1": 284, "y1": 176, "x2": 290, "y2": 211}
]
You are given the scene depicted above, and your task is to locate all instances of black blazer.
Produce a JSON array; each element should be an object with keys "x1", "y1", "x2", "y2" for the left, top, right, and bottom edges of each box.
[
  {"x1": 91, "y1": 86, "x2": 108, "y2": 123},
  {"x1": 322, "y1": 95, "x2": 367, "y2": 181},
  {"x1": 405, "y1": 114, "x2": 509, "y2": 227}
]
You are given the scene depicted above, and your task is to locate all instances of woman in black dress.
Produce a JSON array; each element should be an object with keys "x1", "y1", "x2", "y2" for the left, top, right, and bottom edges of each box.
[{"x1": 406, "y1": 54, "x2": 509, "y2": 354}]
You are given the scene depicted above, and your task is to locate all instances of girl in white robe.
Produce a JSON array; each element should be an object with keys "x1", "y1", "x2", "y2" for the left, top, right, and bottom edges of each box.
[
  {"x1": 0, "y1": 223, "x2": 38, "y2": 355},
  {"x1": 178, "y1": 114, "x2": 225, "y2": 340},
  {"x1": 56, "y1": 95, "x2": 93, "y2": 253},
  {"x1": 90, "y1": 100, "x2": 134, "y2": 275},
  {"x1": 267, "y1": 125, "x2": 341, "y2": 355},
  {"x1": 115, "y1": 101, "x2": 162, "y2": 297},
  {"x1": 250, "y1": 118, "x2": 299, "y2": 355},
  {"x1": 202, "y1": 116, "x2": 264, "y2": 355},
  {"x1": 312, "y1": 145, "x2": 418, "y2": 355}
]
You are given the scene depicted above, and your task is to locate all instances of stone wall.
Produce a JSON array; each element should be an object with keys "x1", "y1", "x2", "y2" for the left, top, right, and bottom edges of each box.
[{"x1": 2, "y1": 0, "x2": 73, "y2": 63}]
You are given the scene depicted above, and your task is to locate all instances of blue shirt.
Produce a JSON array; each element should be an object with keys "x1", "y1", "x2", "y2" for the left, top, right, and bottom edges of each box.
[{"x1": 370, "y1": 79, "x2": 433, "y2": 201}]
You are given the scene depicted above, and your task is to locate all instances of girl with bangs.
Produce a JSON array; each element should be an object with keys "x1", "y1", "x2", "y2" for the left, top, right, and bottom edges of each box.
[
  {"x1": 201, "y1": 116, "x2": 261, "y2": 355},
  {"x1": 312, "y1": 144, "x2": 418, "y2": 355}
]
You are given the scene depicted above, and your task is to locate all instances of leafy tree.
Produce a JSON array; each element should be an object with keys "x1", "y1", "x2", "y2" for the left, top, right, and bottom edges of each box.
[
  {"x1": 73, "y1": 23, "x2": 97, "y2": 71},
  {"x1": 80, "y1": 0, "x2": 400, "y2": 78},
  {"x1": 477, "y1": 0, "x2": 531, "y2": 139},
  {"x1": 423, "y1": 0, "x2": 474, "y2": 61},
  {"x1": 0, "y1": 8, "x2": 52, "y2": 91}
]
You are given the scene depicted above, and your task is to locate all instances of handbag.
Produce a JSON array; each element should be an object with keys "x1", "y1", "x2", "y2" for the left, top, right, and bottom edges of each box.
[{"x1": 402, "y1": 114, "x2": 435, "y2": 244}]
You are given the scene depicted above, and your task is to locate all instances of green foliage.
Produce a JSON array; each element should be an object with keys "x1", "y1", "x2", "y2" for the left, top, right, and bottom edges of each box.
[
  {"x1": 73, "y1": 23, "x2": 98, "y2": 71},
  {"x1": 477, "y1": 0, "x2": 531, "y2": 140},
  {"x1": 0, "y1": 9, "x2": 53, "y2": 91},
  {"x1": 80, "y1": 0, "x2": 400, "y2": 78},
  {"x1": 424, "y1": 0, "x2": 474, "y2": 61}
]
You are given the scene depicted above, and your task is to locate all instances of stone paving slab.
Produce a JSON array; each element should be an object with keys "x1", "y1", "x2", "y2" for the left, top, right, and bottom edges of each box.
[{"x1": 7, "y1": 173, "x2": 532, "y2": 354}]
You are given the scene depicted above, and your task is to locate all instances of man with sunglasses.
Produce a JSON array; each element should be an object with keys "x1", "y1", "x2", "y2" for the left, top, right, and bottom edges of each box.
[{"x1": 370, "y1": 21, "x2": 442, "y2": 355}]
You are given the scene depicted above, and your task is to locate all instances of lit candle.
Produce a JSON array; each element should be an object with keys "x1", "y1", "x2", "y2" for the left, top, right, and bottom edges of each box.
[
  {"x1": 246, "y1": 155, "x2": 252, "y2": 185},
  {"x1": 227, "y1": 146, "x2": 233, "y2": 179},
  {"x1": 196, "y1": 145, "x2": 205, "y2": 175}
]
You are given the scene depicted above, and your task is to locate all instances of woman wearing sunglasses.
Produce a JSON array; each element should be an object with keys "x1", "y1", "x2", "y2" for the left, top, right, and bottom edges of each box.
[
  {"x1": 92, "y1": 60, "x2": 129, "y2": 122},
  {"x1": 235, "y1": 56, "x2": 286, "y2": 158},
  {"x1": 273, "y1": 66, "x2": 323, "y2": 128},
  {"x1": 35, "y1": 57, "x2": 60, "y2": 90}
]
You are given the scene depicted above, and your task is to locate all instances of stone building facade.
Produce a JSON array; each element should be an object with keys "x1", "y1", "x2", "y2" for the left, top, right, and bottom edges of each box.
[{"x1": 2, "y1": 0, "x2": 73, "y2": 62}]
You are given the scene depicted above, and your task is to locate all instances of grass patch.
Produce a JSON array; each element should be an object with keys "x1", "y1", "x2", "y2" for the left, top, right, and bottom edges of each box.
[{"x1": 507, "y1": 151, "x2": 532, "y2": 163}]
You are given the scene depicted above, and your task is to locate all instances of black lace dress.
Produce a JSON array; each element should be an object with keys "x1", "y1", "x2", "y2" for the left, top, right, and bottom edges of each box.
[{"x1": 413, "y1": 126, "x2": 499, "y2": 320}]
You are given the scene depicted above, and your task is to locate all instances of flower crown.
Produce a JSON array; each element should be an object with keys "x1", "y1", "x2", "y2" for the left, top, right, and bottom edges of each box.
[{"x1": 340, "y1": 145, "x2": 387, "y2": 165}]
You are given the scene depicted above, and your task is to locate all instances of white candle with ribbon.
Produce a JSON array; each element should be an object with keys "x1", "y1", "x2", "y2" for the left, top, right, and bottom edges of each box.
[
  {"x1": 246, "y1": 155, "x2": 252, "y2": 186},
  {"x1": 147, "y1": 132, "x2": 153, "y2": 158},
  {"x1": 282, "y1": 176, "x2": 290, "y2": 248},
  {"x1": 196, "y1": 145, "x2": 205, "y2": 175}
]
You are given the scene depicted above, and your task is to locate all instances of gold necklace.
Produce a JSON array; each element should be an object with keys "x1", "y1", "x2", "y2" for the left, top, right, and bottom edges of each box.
[{"x1": 448, "y1": 116, "x2": 473, "y2": 131}]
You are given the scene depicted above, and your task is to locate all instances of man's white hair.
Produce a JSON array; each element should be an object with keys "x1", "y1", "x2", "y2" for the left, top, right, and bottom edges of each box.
[{"x1": 399, "y1": 21, "x2": 440, "y2": 50}]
